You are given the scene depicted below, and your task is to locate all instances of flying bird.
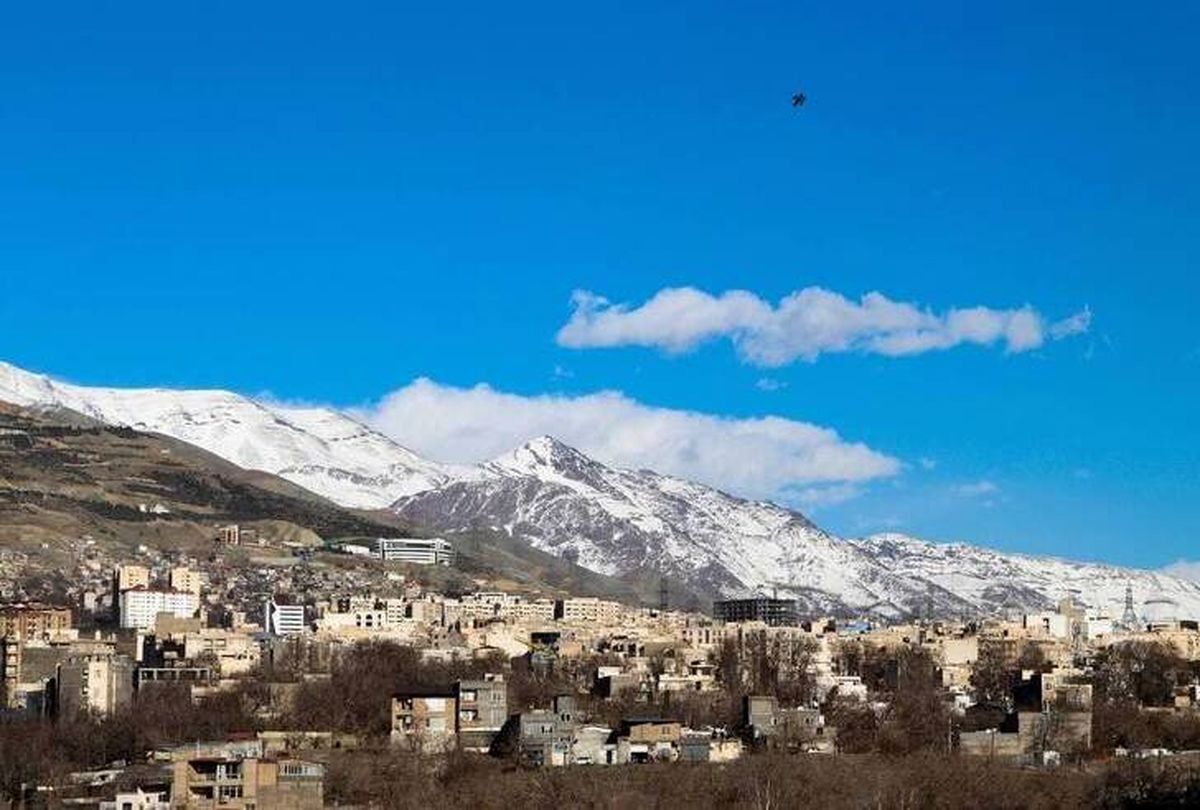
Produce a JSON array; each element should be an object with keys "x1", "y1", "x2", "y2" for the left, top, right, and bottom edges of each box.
[{"x1": 791, "y1": 92, "x2": 807, "y2": 108}]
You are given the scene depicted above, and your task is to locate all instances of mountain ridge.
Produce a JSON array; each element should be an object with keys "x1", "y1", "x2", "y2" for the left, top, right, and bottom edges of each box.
[
  {"x1": 3, "y1": 360, "x2": 1196, "y2": 620},
  {"x1": 0, "y1": 361, "x2": 451, "y2": 508},
  {"x1": 395, "y1": 435, "x2": 1200, "y2": 620}
]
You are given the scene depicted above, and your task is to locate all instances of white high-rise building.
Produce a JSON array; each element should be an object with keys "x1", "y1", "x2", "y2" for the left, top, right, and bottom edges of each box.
[
  {"x1": 264, "y1": 600, "x2": 307, "y2": 636},
  {"x1": 118, "y1": 588, "x2": 199, "y2": 630},
  {"x1": 377, "y1": 537, "x2": 455, "y2": 566}
]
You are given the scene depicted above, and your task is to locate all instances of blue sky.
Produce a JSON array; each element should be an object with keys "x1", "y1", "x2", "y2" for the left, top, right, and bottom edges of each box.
[{"x1": 1, "y1": 2, "x2": 1197, "y2": 568}]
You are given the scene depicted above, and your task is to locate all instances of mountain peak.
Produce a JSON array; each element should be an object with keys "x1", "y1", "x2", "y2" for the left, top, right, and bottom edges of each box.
[{"x1": 485, "y1": 435, "x2": 601, "y2": 479}]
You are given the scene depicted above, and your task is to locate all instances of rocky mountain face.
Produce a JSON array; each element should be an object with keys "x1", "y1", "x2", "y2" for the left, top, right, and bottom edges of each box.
[
  {"x1": 395, "y1": 437, "x2": 1200, "y2": 620},
  {"x1": 0, "y1": 361, "x2": 451, "y2": 508},
  {"x1": 4, "y1": 360, "x2": 1197, "y2": 620}
]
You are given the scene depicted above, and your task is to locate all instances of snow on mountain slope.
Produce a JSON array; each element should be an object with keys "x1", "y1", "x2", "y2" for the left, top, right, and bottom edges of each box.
[
  {"x1": 395, "y1": 436, "x2": 1200, "y2": 619},
  {"x1": 5, "y1": 360, "x2": 1196, "y2": 620},
  {"x1": 0, "y1": 361, "x2": 451, "y2": 508},
  {"x1": 850, "y1": 533, "x2": 1200, "y2": 622}
]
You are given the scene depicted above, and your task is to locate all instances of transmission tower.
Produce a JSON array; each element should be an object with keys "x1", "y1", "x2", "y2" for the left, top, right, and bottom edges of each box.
[{"x1": 1120, "y1": 583, "x2": 1140, "y2": 630}]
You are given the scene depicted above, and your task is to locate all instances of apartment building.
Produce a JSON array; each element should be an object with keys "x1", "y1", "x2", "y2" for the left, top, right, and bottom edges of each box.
[
  {"x1": 455, "y1": 674, "x2": 508, "y2": 751},
  {"x1": 55, "y1": 653, "x2": 135, "y2": 717},
  {"x1": 377, "y1": 537, "x2": 455, "y2": 566},
  {"x1": 114, "y1": 564, "x2": 151, "y2": 594},
  {"x1": 170, "y1": 754, "x2": 323, "y2": 809},
  {"x1": 390, "y1": 689, "x2": 458, "y2": 752},
  {"x1": 555, "y1": 597, "x2": 621, "y2": 625},
  {"x1": 0, "y1": 602, "x2": 72, "y2": 640},
  {"x1": 517, "y1": 695, "x2": 578, "y2": 766},
  {"x1": 169, "y1": 566, "x2": 203, "y2": 597},
  {"x1": 713, "y1": 597, "x2": 799, "y2": 627},
  {"x1": 119, "y1": 588, "x2": 199, "y2": 630}
]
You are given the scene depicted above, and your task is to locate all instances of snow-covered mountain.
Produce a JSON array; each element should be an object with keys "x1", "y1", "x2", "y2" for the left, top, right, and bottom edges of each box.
[
  {"x1": 4, "y1": 360, "x2": 1196, "y2": 620},
  {"x1": 394, "y1": 436, "x2": 1200, "y2": 620},
  {"x1": 0, "y1": 361, "x2": 452, "y2": 508}
]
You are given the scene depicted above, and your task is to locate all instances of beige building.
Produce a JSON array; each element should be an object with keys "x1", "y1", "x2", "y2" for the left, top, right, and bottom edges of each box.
[
  {"x1": 170, "y1": 755, "x2": 323, "y2": 809},
  {"x1": 557, "y1": 597, "x2": 621, "y2": 626},
  {"x1": 0, "y1": 602, "x2": 72, "y2": 640},
  {"x1": 180, "y1": 628, "x2": 261, "y2": 676},
  {"x1": 170, "y1": 566, "x2": 203, "y2": 597},
  {"x1": 390, "y1": 691, "x2": 458, "y2": 752},
  {"x1": 115, "y1": 564, "x2": 151, "y2": 593}
]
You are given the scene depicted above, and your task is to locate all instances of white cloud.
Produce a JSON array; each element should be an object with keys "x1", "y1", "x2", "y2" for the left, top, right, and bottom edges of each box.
[
  {"x1": 1049, "y1": 306, "x2": 1093, "y2": 339},
  {"x1": 953, "y1": 480, "x2": 1000, "y2": 497},
  {"x1": 359, "y1": 379, "x2": 900, "y2": 501},
  {"x1": 755, "y1": 377, "x2": 787, "y2": 392},
  {"x1": 918, "y1": 457, "x2": 938, "y2": 471},
  {"x1": 557, "y1": 286, "x2": 1091, "y2": 366}
]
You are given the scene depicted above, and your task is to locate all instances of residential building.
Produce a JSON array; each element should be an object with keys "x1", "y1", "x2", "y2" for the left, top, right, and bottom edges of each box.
[
  {"x1": 0, "y1": 602, "x2": 72, "y2": 640},
  {"x1": 181, "y1": 629, "x2": 261, "y2": 676},
  {"x1": 170, "y1": 566, "x2": 203, "y2": 597},
  {"x1": 169, "y1": 754, "x2": 323, "y2": 809},
  {"x1": 1023, "y1": 612, "x2": 1071, "y2": 640},
  {"x1": 615, "y1": 718, "x2": 683, "y2": 763},
  {"x1": 119, "y1": 588, "x2": 199, "y2": 630},
  {"x1": 390, "y1": 690, "x2": 458, "y2": 752},
  {"x1": 743, "y1": 695, "x2": 778, "y2": 738},
  {"x1": 98, "y1": 788, "x2": 170, "y2": 810},
  {"x1": 455, "y1": 674, "x2": 507, "y2": 752},
  {"x1": 377, "y1": 537, "x2": 456, "y2": 566},
  {"x1": 553, "y1": 597, "x2": 622, "y2": 625},
  {"x1": 115, "y1": 564, "x2": 151, "y2": 594},
  {"x1": 517, "y1": 695, "x2": 578, "y2": 766},
  {"x1": 264, "y1": 600, "x2": 307, "y2": 636},
  {"x1": 55, "y1": 653, "x2": 135, "y2": 717},
  {"x1": 137, "y1": 666, "x2": 213, "y2": 689},
  {"x1": 714, "y1": 597, "x2": 799, "y2": 627}
]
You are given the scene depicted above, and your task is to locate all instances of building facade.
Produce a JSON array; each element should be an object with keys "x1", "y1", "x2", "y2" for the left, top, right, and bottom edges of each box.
[
  {"x1": 377, "y1": 537, "x2": 455, "y2": 566},
  {"x1": 119, "y1": 589, "x2": 199, "y2": 630},
  {"x1": 170, "y1": 755, "x2": 323, "y2": 809},
  {"x1": 713, "y1": 597, "x2": 799, "y2": 627},
  {"x1": 264, "y1": 600, "x2": 307, "y2": 636},
  {"x1": 55, "y1": 654, "x2": 135, "y2": 717},
  {"x1": 0, "y1": 602, "x2": 72, "y2": 640},
  {"x1": 390, "y1": 691, "x2": 458, "y2": 752},
  {"x1": 456, "y1": 674, "x2": 507, "y2": 751}
]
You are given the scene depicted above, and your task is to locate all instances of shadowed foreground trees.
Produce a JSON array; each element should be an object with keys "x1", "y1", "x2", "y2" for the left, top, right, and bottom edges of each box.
[{"x1": 320, "y1": 748, "x2": 1112, "y2": 810}]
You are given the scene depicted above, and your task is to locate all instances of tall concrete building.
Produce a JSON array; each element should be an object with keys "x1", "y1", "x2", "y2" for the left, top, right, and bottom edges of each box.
[
  {"x1": 55, "y1": 653, "x2": 135, "y2": 717},
  {"x1": 119, "y1": 588, "x2": 199, "y2": 630},
  {"x1": 170, "y1": 566, "x2": 203, "y2": 597},
  {"x1": 115, "y1": 564, "x2": 151, "y2": 593},
  {"x1": 455, "y1": 674, "x2": 508, "y2": 752}
]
